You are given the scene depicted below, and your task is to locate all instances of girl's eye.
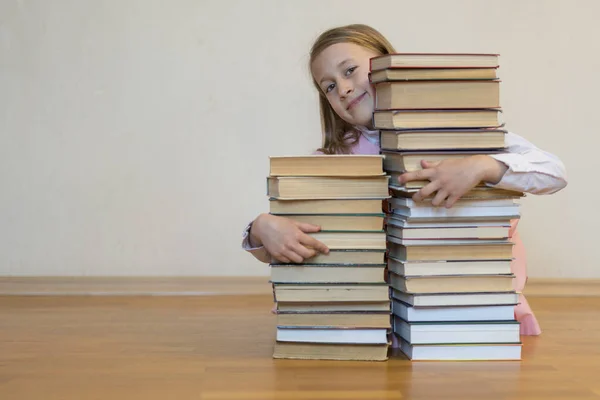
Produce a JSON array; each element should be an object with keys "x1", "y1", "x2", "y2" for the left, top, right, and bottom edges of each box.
[
  {"x1": 345, "y1": 66, "x2": 357, "y2": 76},
  {"x1": 325, "y1": 83, "x2": 335, "y2": 93}
]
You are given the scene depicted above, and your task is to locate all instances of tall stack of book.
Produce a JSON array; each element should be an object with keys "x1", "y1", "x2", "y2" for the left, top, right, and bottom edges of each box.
[
  {"x1": 266, "y1": 155, "x2": 391, "y2": 361},
  {"x1": 370, "y1": 53, "x2": 524, "y2": 361}
]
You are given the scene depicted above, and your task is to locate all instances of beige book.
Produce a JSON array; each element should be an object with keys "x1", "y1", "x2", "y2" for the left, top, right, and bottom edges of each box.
[
  {"x1": 273, "y1": 342, "x2": 389, "y2": 361},
  {"x1": 276, "y1": 313, "x2": 391, "y2": 328},
  {"x1": 375, "y1": 80, "x2": 500, "y2": 110},
  {"x1": 389, "y1": 272, "x2": 515, "y2": 293},
  {"x1": 269, "y1": 155, "x2": 384, "y2": 176}
]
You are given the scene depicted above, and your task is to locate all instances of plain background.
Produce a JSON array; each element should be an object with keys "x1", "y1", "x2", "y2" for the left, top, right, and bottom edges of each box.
[{"x1": 0, "y1": 0, "x2": 596, "y2": 277}]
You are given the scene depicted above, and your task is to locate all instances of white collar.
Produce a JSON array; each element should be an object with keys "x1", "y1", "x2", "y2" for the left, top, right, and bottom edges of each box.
[{"x1": 356, "y1": 126, "x2": 380, "y2": 145}]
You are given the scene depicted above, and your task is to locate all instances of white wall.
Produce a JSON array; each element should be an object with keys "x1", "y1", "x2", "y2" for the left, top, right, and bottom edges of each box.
[{"x1": 0, "y1": 0, "x2": 596, "y2": 277}]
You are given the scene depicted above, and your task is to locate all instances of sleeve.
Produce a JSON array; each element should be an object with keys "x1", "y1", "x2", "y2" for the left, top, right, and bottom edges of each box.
[
  {"x1": 486, "y1": 132, "x2": 568, "y2": 195},
  {"x1": 241, "y1": 220, "x2": 271, "y2": 264}
]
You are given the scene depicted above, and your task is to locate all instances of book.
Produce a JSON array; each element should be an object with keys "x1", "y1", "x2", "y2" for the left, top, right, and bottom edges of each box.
[
  {"x1": 387, "y1": 257, "x2": 512, "y2": 276},
  {"x1": 277, "y1": 214, "x2": 385, "y2": 231},
  {"x1": 394, "y1": 317, "x2": 521, "y2": 344},
  {"x1": 276, "y1": 327, "x2": 388, "y2": 344},
  {"x1": 373, "y1": 109, "x2": 503, "y2": 130},
  {"x1": 389, "y1": 273, "x2": 515, "y2": 294},
  {"x1": 387, "y1": 239, "x2": 514, "y2": 261},
  {"x1": 392, "y1": 299, "x2": 515, "y2": 322},
  {"x1": 370, "y1": 53, "x2": 499, "y2": 70},
  {"x1": 388, "y1": 203, "x2": 519, "y2": 221},
  {"x1": 267, "y1": 176, "x2": 390, "y2": 199},
  {"x1": 269, "y1": 155, "x2": 385, "y2": 176},
  {"x1": 273, "y1": 284, "x2": 390, "y2": 302},
  {"x1": 385, "y1": 218, "x2": 511, "y2": 240},
  {"x1": 270, "y1": 249, "x2": 387, "y2": 265},
  {"x1": 273, "y1": 342, "x2": 389, "y2": 361},
  {"x1": 369, "y1": 67, "x2": 498, "y2": 83},
  {"x1": 392, "y1": 289, "x2": 519, "y2": 307},
  {"x1": 307, "y1": 231, "x2": 386, "y2": 250},
  {"x1": 389, "y1": 185, "x2": 523, "y2": 199},
  {"x1": 375, "y1": 80, "x2": 500, "y2": 110},
  {"x1": 399, "y1": 339, "x2": 522, "y2": 361},
  {"x1": 270, "y1": 264, "x2": 386, "y2": 284},
  {"x1": 277, "y1": 301, "x2": 391, "y2": 313},
  {"x1": 269, "y1": 198, "x2": 384, "y2": 214},
  {"x1": 382, "y1": 149, "x2": 503, "y2": 173},
  {"x1": 380, "y1": 128, "x2": 506, "y2": 151},
  {"x1": 276, "y1": 312, "x2": 391, "y2": 328}
]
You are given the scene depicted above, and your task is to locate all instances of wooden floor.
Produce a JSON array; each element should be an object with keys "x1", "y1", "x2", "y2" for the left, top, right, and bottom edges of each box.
[{"x1": 1, "y1": 295, "x2": 600, "y2": 400}]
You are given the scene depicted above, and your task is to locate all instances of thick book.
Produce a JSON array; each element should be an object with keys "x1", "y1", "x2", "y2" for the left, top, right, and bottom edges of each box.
[
  {"x1": 394, "y1": 317, "x2": 520, "y2": 345},
  {"x1": 370, "y1": 67, "x2": 498, "y2": 83},
  {"x1": 267, "y1": 176, "x2": 390, "y2": 200},
  {"x1": 380, "y1": 128, "x2": 506, "y2": 151},
  {"x1": 269, "y1": 155, "x2": 384, "y2": 177},
  {"x1": 270, "y1": 264, "x2": 386, "y2": 284},
  {"x1": 389, "y1": 272, "x2": 515, "y2": 294},
  {"x1": 391, "y1": 299, "x2": 516, "y2": 322},
  {"x1": 370, "y1": 53, "x2": 499, "y2": 70},
  {"x1": 375, "y1": 80, "x2": 500, "y2": 110},
  {"x1": 373, "y1": 109, "x2": 503, "y2": 130}
]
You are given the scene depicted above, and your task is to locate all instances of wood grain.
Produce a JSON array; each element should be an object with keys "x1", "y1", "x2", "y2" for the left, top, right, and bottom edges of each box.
[{"x1": 1, "y1": 295, "x2": 600, "y2": 399}]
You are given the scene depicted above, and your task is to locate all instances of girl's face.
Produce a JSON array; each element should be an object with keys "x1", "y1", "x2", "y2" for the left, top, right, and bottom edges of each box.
[{"x1": 311, "y1": 42, "x2": 380, "y2": 128}]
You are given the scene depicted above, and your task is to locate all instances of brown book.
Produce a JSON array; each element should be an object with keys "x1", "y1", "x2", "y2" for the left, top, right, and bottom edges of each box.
[
  {"x1": 370, "y1": 53, "x2": 499, "y2": 70},
  {"x1": 270, "y1": 264, "x2": 386, "y2": 284},
  {"x1": 375, "y1": 80, "x2": 500, "y2": 110},
  {"x1": 277, "y1": 301, "x2": 391, "y2": 313},
  {"x1": 280, "y1": 214, "x2": 384, "y2": 231},
  {"x1": 380, "y1": 128, "x2": 506, "y2": 151},
  {"x1": 269, "y1": 155, "x2": 384, "y2": 177},
  {"x1": 389, "y1": 272, "x2": 515, "y2": 294},
  {"x1": 276, "y1": 313, "x2": 391, "y2": 328},
  {"x1": 382, "y1": 150, "x2": 504, "y2": 173},
  {"x1": 370, "y1": 68, "x2": 498, "y2": 83},
  {"x1": 269, "y1": 198, "x2": 384, "y2": 214},
  {"x1": 387, "y1": 257, "x2": 512, "y2": 276},
  {"x1": 273, "y1": 284, "x2": 389, "y2": 302},
  {"x1": 308, "y1": 231, "x2": 386, "y2": 250},
  {"x1": 373, "y1": 109, "x2": 502, "y2": 130},
  {"x1": 267, "y1": 176, "x2": 390, "y2": 200},
  {"x1": 389, "y1": 185, "x2": 523, "y2": 199},
  {"x1": 270, "y1": 249, "x2": 387, "y2": 265},
  {"x1": 387, "y1": 237, "x2": 514, "y2": 261},
  {"x1": 273, "y1": 342, "x2": 389, "y2": 361}
]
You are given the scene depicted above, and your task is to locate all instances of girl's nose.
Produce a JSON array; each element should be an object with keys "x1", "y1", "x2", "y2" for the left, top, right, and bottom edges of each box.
[{"x1": 338, "y1": 81, "x2": 353, "y2": 97}]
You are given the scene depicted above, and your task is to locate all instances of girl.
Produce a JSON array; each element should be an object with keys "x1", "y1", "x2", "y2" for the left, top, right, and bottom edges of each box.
[{"x1": 242, "y1": 24, "x2": 567, "y2": 336}]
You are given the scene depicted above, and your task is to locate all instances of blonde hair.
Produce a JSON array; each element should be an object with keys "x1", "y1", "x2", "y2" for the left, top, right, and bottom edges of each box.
[{"x1": 310, "y1": 24, "x2": 396, "y2": 154}]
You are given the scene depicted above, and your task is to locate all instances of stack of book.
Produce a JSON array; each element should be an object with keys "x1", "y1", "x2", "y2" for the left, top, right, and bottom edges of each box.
[
  {"x1": 266, "y1": 155, "x2": 391, "y2": 361},
  {"x1": 370, "y1": 53, "x2": 523, "y2": 361}
]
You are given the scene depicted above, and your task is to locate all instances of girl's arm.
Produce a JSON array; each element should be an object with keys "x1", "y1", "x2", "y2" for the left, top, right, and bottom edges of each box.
[
  {"x1": 242, "y1": 214, "x2": 329, "y2": 264},
  {"x1": 485, "y1": 132, "x2": 567, "y2": 194},
  {"x1": 399, "y1": 131, "x2": 568, "y2": 207}
]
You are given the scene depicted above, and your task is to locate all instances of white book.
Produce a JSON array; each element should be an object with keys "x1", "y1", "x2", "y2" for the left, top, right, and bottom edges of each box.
[
  {"x1": 276, "y1": 328, "x2": 388, "y2": 344},
  {"x1": 392, "y1": 299, "x2": 516, "y2": 322},
  {"x1": 399, "y1": 339, "x2": 522, "y2": 361},
  {"x1": 390, "y1": 197, "x2": 517, "y2": 208},
  {"x1": 393, "y1": 289, "x2": 520, "y2": 307},
  {"x1": 394, "y1": 317, "x2": 520, "y2": 344},
  {"x1": 387, "y1": 236, "x2": 510, "y2": 247},
  {"x1": 391, "y1": 205, "x2": 520, "y2": 219},
  {"x1": 386, "y1": 218, "x2": 510, "y2": 240},
  {"x1": 386, "y1": 217, "x2": 512, "y2": 229}
]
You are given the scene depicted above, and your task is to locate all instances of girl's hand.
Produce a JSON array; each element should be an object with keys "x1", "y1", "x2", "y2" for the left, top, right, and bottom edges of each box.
[
  {"x1": 250, "y1": 214, "x2": 330, "y2": 263},
  {"x1": 398, "y1": 155, "x2": 508, "y2": 208}
]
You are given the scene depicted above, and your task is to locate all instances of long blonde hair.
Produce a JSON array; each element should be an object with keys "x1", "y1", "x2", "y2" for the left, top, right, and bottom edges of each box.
[{"x1": 310, "y1": 24, "x2": 395, "y2": 154}]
